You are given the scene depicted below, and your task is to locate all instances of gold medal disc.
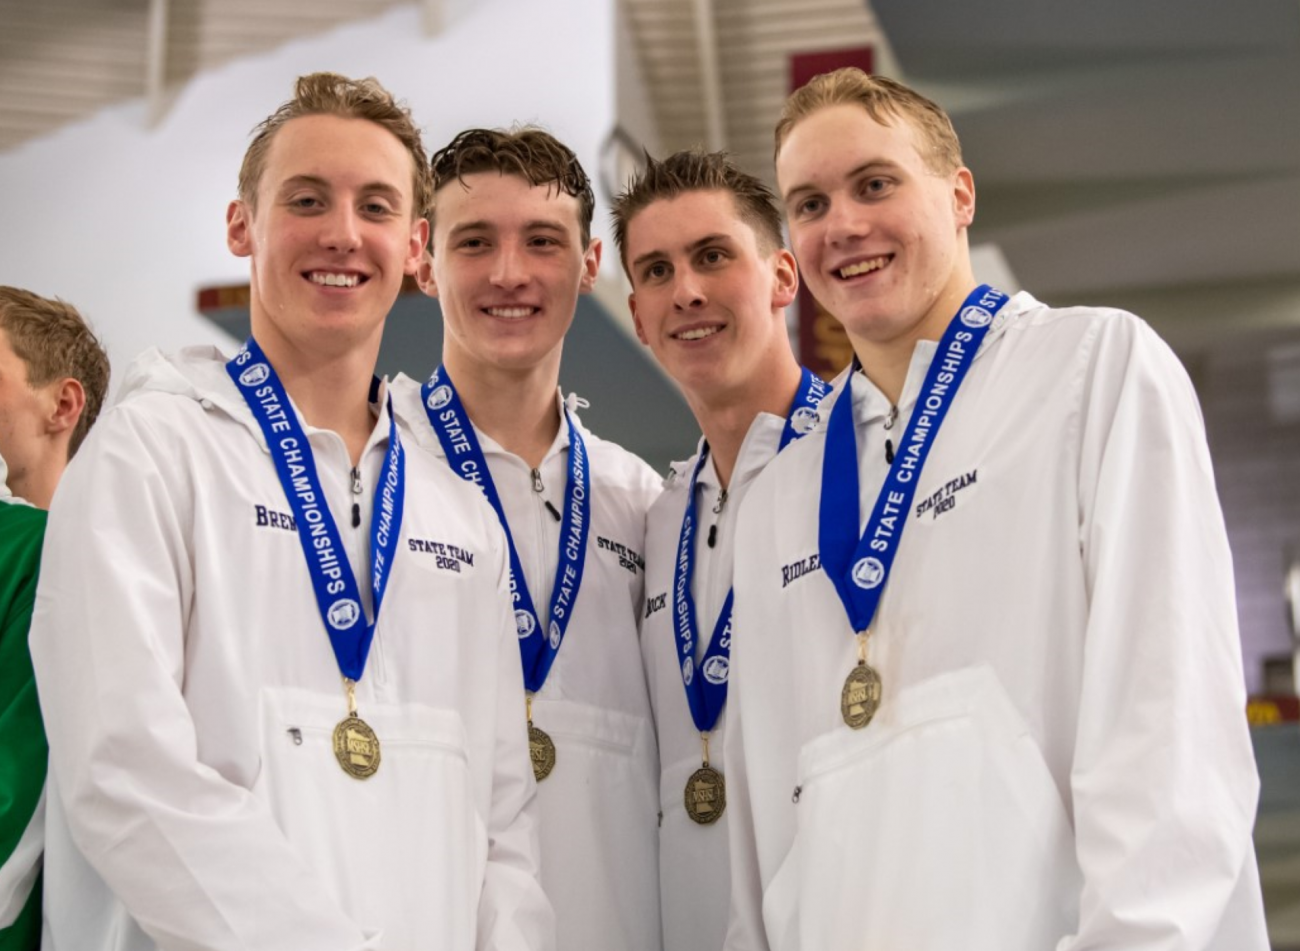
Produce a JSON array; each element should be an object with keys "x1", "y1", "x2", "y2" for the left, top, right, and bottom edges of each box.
[
  {"x1": 529, "y1": 723, "x2": 557, "y2": 782},
  {"x1": 841, "y1": 663, "x2": 883, "y2": 730},
  {"x1": 333, "y1": 715, "x2": 381, "y2": 779},
  {"x1": 684, "y1": 765, "x2": 726, "y2": 825}
]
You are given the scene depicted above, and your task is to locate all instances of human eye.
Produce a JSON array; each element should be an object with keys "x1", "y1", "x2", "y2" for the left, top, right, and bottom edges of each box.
[
  {"x1": 456, "y1": 236, "x2": 488, "y2": 251},
  {"x1": 699, "y1": 247, "x2": 728, "y2": 267},
  {"x1": 791, "y1": 195, "x2": 825, "y2": 219},
  {"x1": 858, "y1": 176, "x2": 893, "y2": 199},
  {"x1": 287, "y1": 193, "x2": 324, "y2": 212},
  {"x1": 529, "y1": 234, "x2": 561, "y2": 249},
  {"x1": 640, "y1": 261, "x2": 670, "y2": 283},
  {"x1": 361, "y1": 199, "x2": 397, "y2": 217}
]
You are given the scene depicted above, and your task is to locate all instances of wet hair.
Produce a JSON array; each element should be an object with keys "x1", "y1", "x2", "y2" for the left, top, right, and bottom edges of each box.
[
  {"x1": 238, "y1": 72, "x2": 433, "y2": 217},
  {"x1": 428, "y1": 127, "x2": 595, "y2": 246},
  {"x1": 775, "y1": 68, "x2": 962, "y2": 174},
  {"x1": 610, "y1": 148, "x2": 784, "y2": 276}
]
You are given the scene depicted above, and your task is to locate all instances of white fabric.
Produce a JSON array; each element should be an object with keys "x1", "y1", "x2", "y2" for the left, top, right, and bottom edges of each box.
[
  {"x1": 30, "y1": 346, "x2": 552, "y2": 951},
  {"x1": 723, "y1": 293, "x2": 1268, "y2": 951},
  {"x1": 392, "y1": 374, "x2": 663, "y2": 951},
  {"x1": 641, "y1": 415, "x2": 786, "y2": 951}
]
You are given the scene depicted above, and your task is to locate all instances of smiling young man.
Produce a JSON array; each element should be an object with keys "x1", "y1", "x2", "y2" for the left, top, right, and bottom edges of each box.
[
  {"x1": 722, "y1": 69, "x2": 1268, "y2": 951},
  {"x1": 391, "y1": 127, "x2": 662, "y2": 951},
  {"x1": 28, "y1": 75, "x2": 551, "y2": 951},
  {"x1": 0, "y1": 287, "x2": 108, "y2": 951},
  {"x1": 610, "y1": 149, "x2": 824, "y2": 951}
]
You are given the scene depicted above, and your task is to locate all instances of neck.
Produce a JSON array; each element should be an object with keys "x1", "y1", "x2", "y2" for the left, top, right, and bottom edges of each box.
[
  {"x1": 852, "y1": 277, "x2": 979, "y2": 406},
  {"x1": 688, "y1": 356, "x2": 803, "y2": 489},
  {"x1": 6, "y1": 458, "x2": 61, "y2": 510},
  {"x1": 442, "y1": 353, "x2": 562, "y2": 469},
  {"x1": 253, "y1": 323, "x2": 381, "y2": 466}
]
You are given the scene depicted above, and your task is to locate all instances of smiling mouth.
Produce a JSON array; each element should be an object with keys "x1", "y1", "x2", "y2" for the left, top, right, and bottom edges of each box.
[
  {"x1": 483, "y1": 306, "x2": 538, "y2": 319},
  {"x1": 673, "y1": 325, "x2": 723, "y2": 342},
  {"x1": 308, "y1": 271, "x2": 363, "y2": 288},
  {"x1": 836, "y1": 255, "x2": 892, "y2": 280}
]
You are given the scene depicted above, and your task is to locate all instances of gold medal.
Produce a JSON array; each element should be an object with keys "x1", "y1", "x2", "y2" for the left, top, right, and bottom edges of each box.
[
  {"x1": 334, "y1": 678, "x2": 380, "y2": 778},
  {"x1": 841, "y1": 631, "x2": 882, "y2": 730},
  {"x1": 526, "y1": 694, "x2": 556, "y2": 782},
  {"x1": 684, "y1": 732, "x2": 725, "y2": 825},
  {"x1": 685, "y1": 766, "x2": 726, "y2": 824}
]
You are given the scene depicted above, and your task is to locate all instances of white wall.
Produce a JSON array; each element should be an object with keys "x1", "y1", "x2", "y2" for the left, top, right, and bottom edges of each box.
[{"x1": 0, "y1": 0, "x2": 618, "y2": 394}]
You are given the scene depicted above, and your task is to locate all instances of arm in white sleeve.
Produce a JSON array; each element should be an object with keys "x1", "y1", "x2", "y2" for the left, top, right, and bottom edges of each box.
[
  {"x1": 476, "y1": 530, "x2": 554, "y2": 951},
  {"x1": 29, "y1": 408, "x2": 375, "y2": 951},
  {"x1": 1061, "y1": 316, "x2": 1262, "y2": 951}
]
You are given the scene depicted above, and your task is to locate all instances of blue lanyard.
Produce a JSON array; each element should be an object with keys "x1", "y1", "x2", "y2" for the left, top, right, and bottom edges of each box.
[
  {"x1": 226, "y1": 338, "x2": 405, "y2": 682},
  {"x1": 673, "y1": 367, "x2": 828, "y2": 733},
  {"x1": 420, "y1": 365, "x2": 590, "y2": 693},
  {"x1": 819, "y1": 286, "x2": 1007, "y2": 635}
]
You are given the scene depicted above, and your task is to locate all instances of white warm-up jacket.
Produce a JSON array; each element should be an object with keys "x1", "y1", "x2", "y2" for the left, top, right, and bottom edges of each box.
[
  {"x1": 392, "y1": 375, "x2": 663, "y2": 951},
  {"x1": 29, "y1": 347, "x2": 552, "y2": 951},
  {"x1": 724, "y1": 293, "x2": 1268, "y2": 951},
  {"x1": 641, "y1": 416, "x2": 786, "y2": 951}
]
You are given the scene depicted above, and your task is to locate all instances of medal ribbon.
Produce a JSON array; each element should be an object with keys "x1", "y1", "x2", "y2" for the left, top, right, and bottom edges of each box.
[
  {"x1": 420, "y1": 365, "x2": 590, "y2": 692},
  {"x1": 819, "y1": 285, "x2": 1008, "y2": 634},
  {"x1": 674, "y1": 367, "x2": 828, "y2": 733},
  {"x1": 227, "y1": 338, "x2": 405, "y2": 682}
]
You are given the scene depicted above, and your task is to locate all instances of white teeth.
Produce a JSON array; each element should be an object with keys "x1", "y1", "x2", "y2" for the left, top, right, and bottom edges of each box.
[
  {"x1": 839, "y1": 257, "x2": 888, "y2": 279},
  {"x1": 310, "y1": 272, "x2": 359, "y2": 287},
  {"x1": 676, "y1": 326, "x2": 721, "y2": 341},
  {"x1": 486, "y1": 307, "x2": 533, "y2": 318}
]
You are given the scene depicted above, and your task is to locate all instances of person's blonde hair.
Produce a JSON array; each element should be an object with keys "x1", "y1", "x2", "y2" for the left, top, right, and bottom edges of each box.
[
  {"x1": 0, "y1": 287, "x2": 110, "y2": 457},
  {"x1": 776, "y1": 68, "x2": 962, "y2": 175},
  {"x1": 238, "y1": 72, "x2": 433, "y2": 217}
]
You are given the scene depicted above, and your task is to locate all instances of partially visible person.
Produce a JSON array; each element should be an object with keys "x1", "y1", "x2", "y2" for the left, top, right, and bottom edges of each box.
[
  {"x1": 723, "y1": 67, "x2": 1268, "y2": 951},
  {"x1": 0, "y1": 286, "x2": 109, "y2": 950},
  {"x1": 611, "y1": 149, "x2": 825, "y2": 951},
  {"x1": 393, "y1": 126, "x2": 662, "y2": 951},
  {"x1": 29, "y1": 75, "x2": 551, "y2": 951}
]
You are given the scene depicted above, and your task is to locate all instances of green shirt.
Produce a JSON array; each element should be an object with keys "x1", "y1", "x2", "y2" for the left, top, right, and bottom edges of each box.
[{"x1": 0, "y1": 501, "x2": 47, "y2": 950}]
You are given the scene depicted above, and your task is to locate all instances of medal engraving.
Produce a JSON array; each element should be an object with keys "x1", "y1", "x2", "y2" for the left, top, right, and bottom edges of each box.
[
  {"x1": 684, "y1": 765, "x2": 726, "y2": 825},
  {"x1": 333, "y1": 715, "x2": 381, "y2": 779},
  {"x1": 841, "y1": 663, "x2": 882, "y2": 730},
  {"x1": 529, "y1": 723, "x2": 557, "y2": 782}
]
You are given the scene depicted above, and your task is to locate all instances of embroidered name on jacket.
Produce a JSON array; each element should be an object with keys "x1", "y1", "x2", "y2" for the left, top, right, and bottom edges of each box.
[
  {"x1": 408, "y1": 538, "x2": 476, "y2": 572},
  {"x1": 781, "y1": 552, "x2": 822, "y2": 588},
  {"x1": 255, "y1": 504, "x2": 297, "y2": 532},
  {"x1": 597, "y1": 536, "x2": 644, "y2": 575},
  {"x1": 914, "y1": 469, "x2": 978, "y2": 521},
  {"x1": 645, "y1": 592, "x2": 667, "y2": 618}
]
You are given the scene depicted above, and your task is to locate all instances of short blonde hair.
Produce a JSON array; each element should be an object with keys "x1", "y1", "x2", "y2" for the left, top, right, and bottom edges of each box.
[
  {"x1": 238, "y1": 72, "x2": 433, "y2": 218},
  {"x1": 0, "y1": 287, "x2": 110, "y2": 457},
  {"x1": 775, "y1": 68, "x2": 962, "y2": 175}
]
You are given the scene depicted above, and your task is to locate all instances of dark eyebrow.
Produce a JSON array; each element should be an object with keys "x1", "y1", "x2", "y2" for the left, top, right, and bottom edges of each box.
[
  {"x1": 630, "y1": 232, "x2": 733, "y2": 271},
  {"x1": 782, "y1": 160, "x2": 902, "y2": 204}
]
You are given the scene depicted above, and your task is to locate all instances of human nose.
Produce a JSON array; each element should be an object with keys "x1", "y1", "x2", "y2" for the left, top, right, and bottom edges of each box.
[
  {"x1": 671, "y1": 269, "x2": 706, "y2": 311},
  {"x1": 490, "y1": 242, "x2": 528, "y2": 289},
  {"x1": 320, "y1": 205, "x2": 361, "y2": 253},
  {"x1": 824, "y1": 197, "x2": 867, "y2": 247}
]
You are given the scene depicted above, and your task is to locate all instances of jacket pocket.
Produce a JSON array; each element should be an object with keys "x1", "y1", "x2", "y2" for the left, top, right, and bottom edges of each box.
[
  {"x1": 787, "y1": 666, "x2": 1080, "y2": 951},
  {"x1": 255, "y1": 686, "x2": 486, "y2": 951}
]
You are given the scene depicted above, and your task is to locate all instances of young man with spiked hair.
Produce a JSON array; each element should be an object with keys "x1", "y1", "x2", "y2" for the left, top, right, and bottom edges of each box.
[
  {"x1": 30, "y1": 74, "x2": 551, "y2": 950},
  {"x1": 611, "y1": 148, "x2": 826, "y2": 951},
  {"x1": 392, "y1": 126, "x2": 663, "y2": 951},
  {"x1": 722, "y1": 67, "x2": 1268, "y2": 951}
]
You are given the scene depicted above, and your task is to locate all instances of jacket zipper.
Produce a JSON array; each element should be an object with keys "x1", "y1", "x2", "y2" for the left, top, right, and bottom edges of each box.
[{"x1": 533, "y1": 467, "x2": 562, "y2": 522}]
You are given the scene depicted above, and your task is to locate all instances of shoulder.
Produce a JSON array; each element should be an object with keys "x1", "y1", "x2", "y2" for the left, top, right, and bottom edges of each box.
[
  {"x1": 572, "y1": 418, "x2": 664, "y2": 508},
  {"x1": 0, "y1": 502, "x2": 47, "y2": 555}
]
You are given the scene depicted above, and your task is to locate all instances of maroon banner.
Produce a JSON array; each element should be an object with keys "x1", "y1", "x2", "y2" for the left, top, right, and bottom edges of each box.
[{"x1": 788, "y1": 47, "x2": 874, "y2": 380}]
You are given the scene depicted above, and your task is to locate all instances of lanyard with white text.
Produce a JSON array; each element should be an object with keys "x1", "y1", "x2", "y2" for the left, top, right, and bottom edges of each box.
[
  {"x1": 227, "y1": 338, "x2": 405, "y2": 777},
  {"x1": 820, "y1": 285, "x2": 1007, "y2": 729},
  {"x1": 674, "y1": 366, "x2": 829, "y2": 738},
  {"x1": 420, "y1": 365, "x2": 590, "y2": 694}
]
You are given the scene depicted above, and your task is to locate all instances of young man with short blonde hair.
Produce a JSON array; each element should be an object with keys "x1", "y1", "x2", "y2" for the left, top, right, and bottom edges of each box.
[{"x1": 722, "y1": 67, "x2": 1267, "y2": 951}]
